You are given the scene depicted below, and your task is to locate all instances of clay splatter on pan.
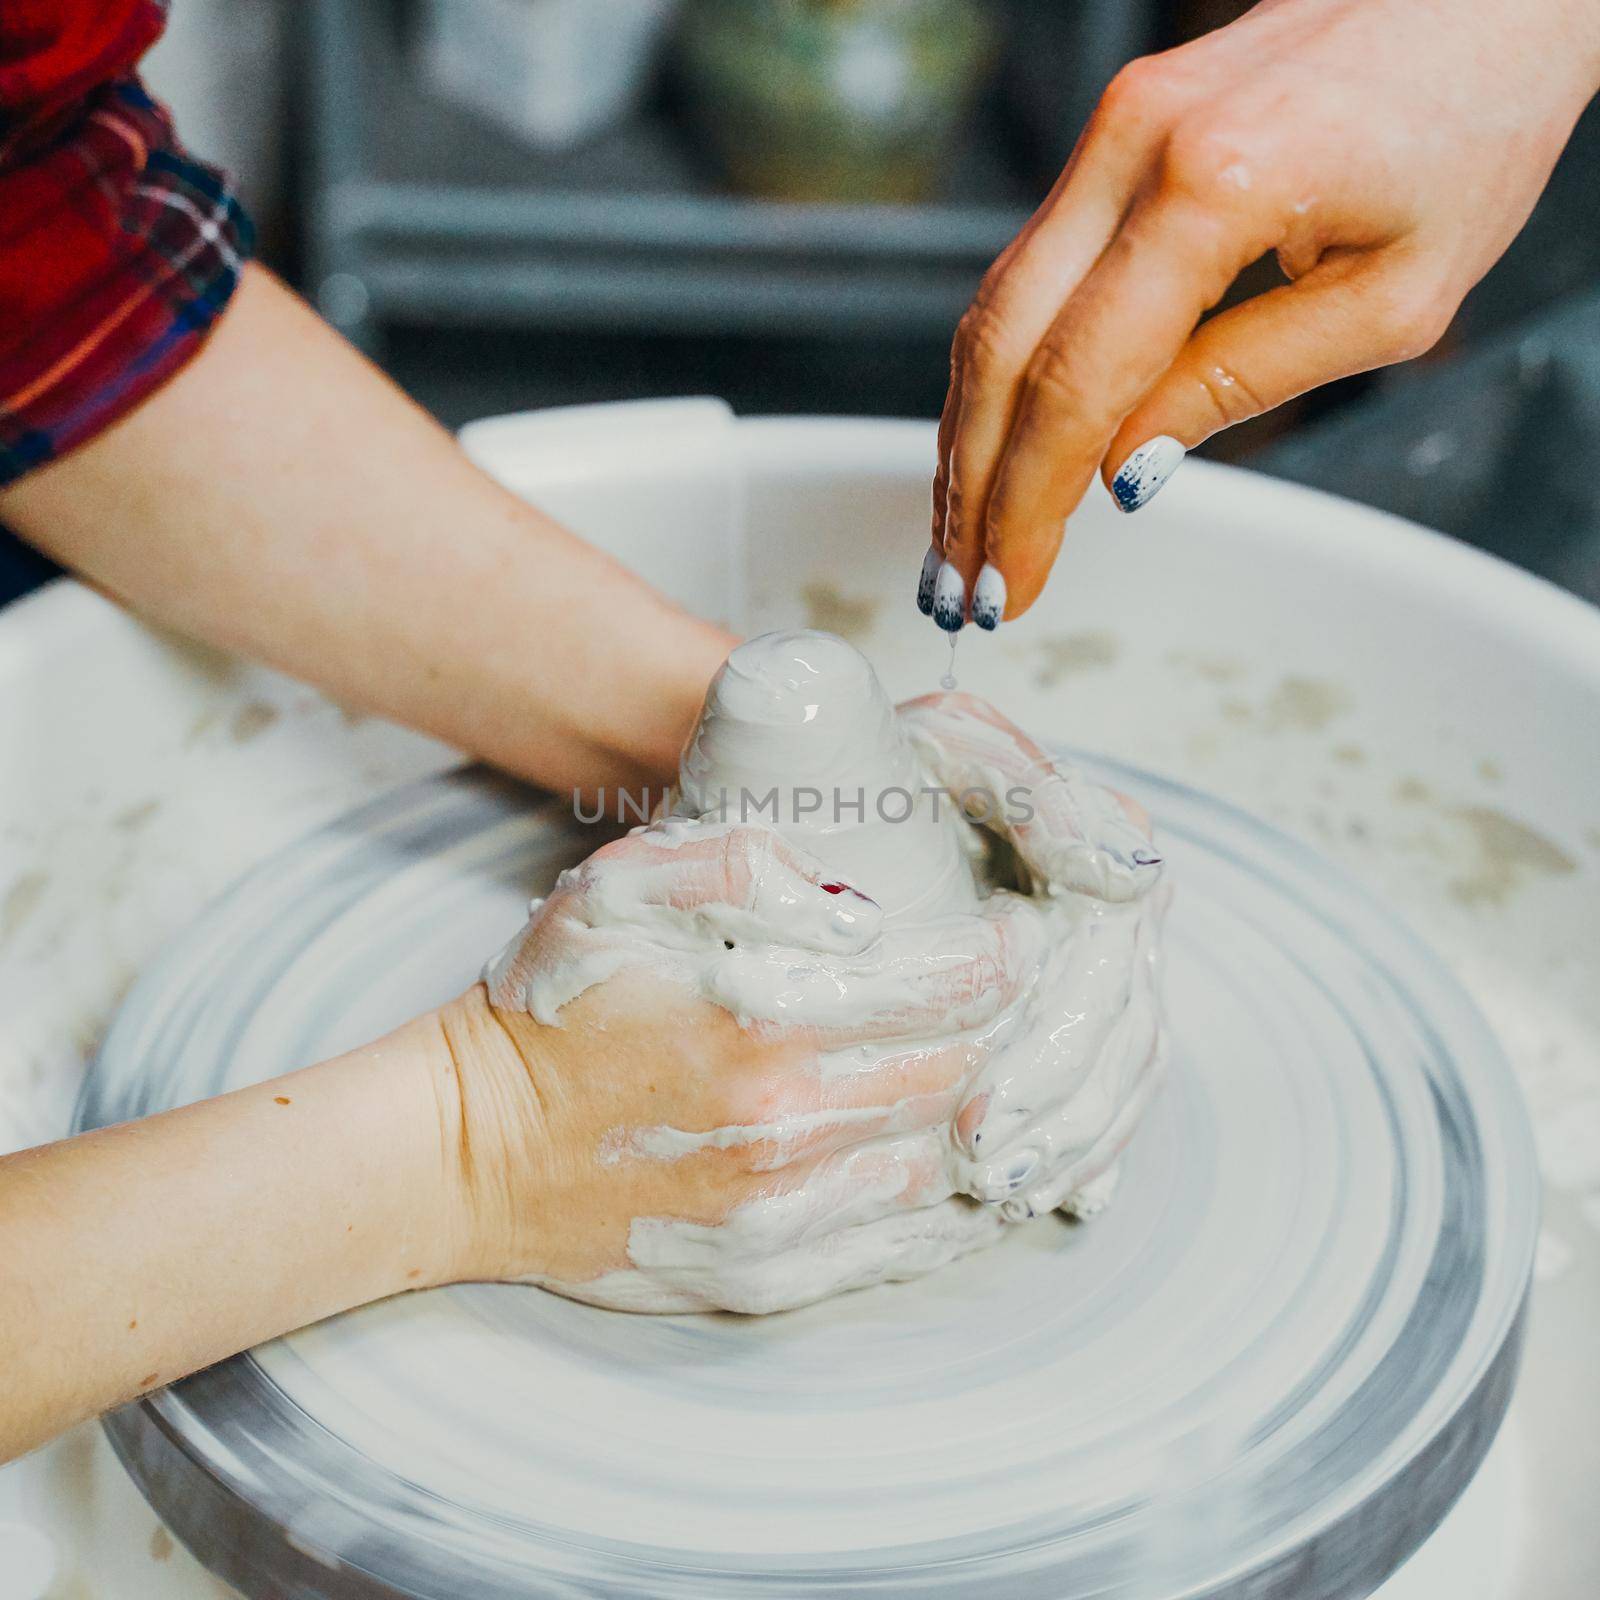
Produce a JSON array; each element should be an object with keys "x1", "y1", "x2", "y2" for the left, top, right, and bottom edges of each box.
[
  {"x1": 1447, "y1": 806, "x2": 1578, "y2": 907},
  {"x1": 230, "y1": 701, "x2": 281, "y2": 744},
  {"x1": 801, "y1": 582, "x2": 878, "y2": 642},
  {"x1": 0, "y1": 871, "x2": 48, "y2": 947},
  {"x1": 1165, "y1": 649, "x2": 1247, "y2": 684},
  {"x1": 1200, "y1": 676, "x2": 1352, "y2": 734},
  {"x1": 113, "y1": 799, "x2": 160, "y2": 832},
  {"x1": 1260, "y1": 676, "x2": 1351, "y2": 733},
  {"x1": 1032, "y1": 630, "x2": 1119, "y2": 689}
]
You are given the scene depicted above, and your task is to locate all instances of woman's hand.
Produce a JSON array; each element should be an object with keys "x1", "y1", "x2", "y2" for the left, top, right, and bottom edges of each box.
[
  {"x1": 898, "y1": 690, "x2": 1161, "y2": 902},
  {"x1": 924, "y1": 0, "x2": 1600, "y2": 627},
  {"x1": 0, "y1": 813, "x2": 1040, "y2": 1458},
  {"x1": 0, "y1": 708, "x2": 1162, "y2": 1459},
  {"x1": 899, "y1": 692, "x2": 1169, "y2": 1218},
  {"x1": 448, "y1": 820, "x2": 1041, "y2": 1311}
]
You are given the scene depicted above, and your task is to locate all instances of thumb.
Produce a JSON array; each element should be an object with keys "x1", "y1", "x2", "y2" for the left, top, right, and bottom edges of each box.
[
  {"x1": 592, "y1": 821, "x2": 885, "y2": 957},
  {"x1": 716, "y1": 825, "x2": 885, "y2": 956},
  {"x1": 1103, "y1": 257, "x2": 1451, "y2": 511}
]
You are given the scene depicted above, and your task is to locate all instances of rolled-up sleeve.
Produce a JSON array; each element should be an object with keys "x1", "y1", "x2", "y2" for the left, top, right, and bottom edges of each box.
[{"x1": 0, "y1": 0, "x2": 253, "y2": 486}]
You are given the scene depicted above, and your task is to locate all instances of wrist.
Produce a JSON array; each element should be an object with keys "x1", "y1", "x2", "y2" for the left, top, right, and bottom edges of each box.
[
  {"x1": 426, "y1": 984, "x2": 559, "y2": 1284},
  {"x1": 287, "y1": 1012, "x2": 484, "y2": 1299}
]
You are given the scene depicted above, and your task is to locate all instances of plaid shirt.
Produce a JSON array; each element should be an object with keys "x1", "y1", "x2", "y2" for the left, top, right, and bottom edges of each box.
[{"x1": 0, "y1": 0, "x2": 253, "y2": 487}]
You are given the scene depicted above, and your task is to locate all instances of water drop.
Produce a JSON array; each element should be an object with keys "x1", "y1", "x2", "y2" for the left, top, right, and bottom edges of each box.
[{"x1": 941, "y1": 633, "x2": 959, "y2": 691}]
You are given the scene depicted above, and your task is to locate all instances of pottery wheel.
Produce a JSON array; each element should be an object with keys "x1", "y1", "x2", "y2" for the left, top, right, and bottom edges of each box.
[{"x1": 77, "y1": 760, "x2": 1536, "y2": 1600}]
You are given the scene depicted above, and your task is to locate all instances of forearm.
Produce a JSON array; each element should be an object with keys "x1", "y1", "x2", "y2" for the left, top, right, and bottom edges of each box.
[
  {"x1": 0, "y1": 1011, "x2": 463, "y2": 1462},
  {"x1": 0, "y1": 264, "x2": 732, "y2": 793}
]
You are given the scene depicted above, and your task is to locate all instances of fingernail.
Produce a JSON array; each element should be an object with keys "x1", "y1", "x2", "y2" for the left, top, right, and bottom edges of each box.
[
  {"x1": 1001, "y1": 1197, "x2": 1035, "y2": 1223},
  {"x1": 1131, "y1": 848, "x2": 1162, "y2": 867},
  {"x1": 820, "y1": 880, "x2": 878, "y2": 908},
  {"x1": 956, "y1": 1092, "x2": 989, "y2": 1154},
  {"x1": 746, "y1": 866, "x2": 879, "y2": 953},
  {"x1": 916, "y1": 544, "x2": 940, "y2": 616},
  {"x1": 1005, "y1": 1148, "x2": 1040, "y2": 1189},
  {"x1": 1111, "y1": 436, "x2": 1186, "y2": 512},
  {"x1": 972, "y1": 563, "x2": 1005, "y2": 631},
  {"x1": 932, "y1": 560, "x2": 966, "y2": 632}
]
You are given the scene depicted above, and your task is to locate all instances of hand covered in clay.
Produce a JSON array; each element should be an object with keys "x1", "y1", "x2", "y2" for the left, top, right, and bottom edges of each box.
[
  {"x1": 927, "y1": 0, "x2": 1600, "y2": 621},
  {"x1": 451, "y1": 819, "x2": 1042, "y2": 1313},
  {"x1": 899, "y1": 692, "x2": 1169, "y2": 1221}
]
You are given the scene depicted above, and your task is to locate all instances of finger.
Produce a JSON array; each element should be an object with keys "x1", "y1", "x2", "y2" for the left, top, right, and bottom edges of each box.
[
  {"x1": 922, "y1": 391, "x2": 958, "y2": 616},
  {"x1": 1104, "y1": 253, "x2": 1452, "y2": 506},
  {"x1": 831, "y1": 903, "x2": 1041, "y2": 1044},
  {"x1": 814, "y1": 1035, "x2": 984, "y2": 1113},
  {"x1": 702, "y1": 1195, "x2": 1004, "y2": 1316},
  {"x1": 953, "y1": 898, "x2": 1155, "y2": 1161},
  {"x1": 488, "y1": 823, "x2": 884, "y2": 1018},
  {"x1": 931, "y1": 61, "x2": 1187, "y2": 626},
  {"x1": 1003, "y1": 1031, "x2": 1167, "y2": 1222},
  {"x1": 577, "y1": 820, "x2": 883, "y2": 957},
  {"x1": 984, "y1": 183, "x2": 1276, "y2": 617},
  {"x1": 962, "y1": 977, "x2": 1163, "y2": 1204},
  {"x1": 689, "y1": 1039, "x2": 985, "y2": 1173},
  {"x1": 724, "y1": 1130, "x2": 954, "y2": 1255},
  {"x1": 709, "y1": 897, "x2": 1044, "y2": 1046},
  {"x1": 900, "y1": 693, "x2": 1162, "y2": 901},
  {"x1": 1009, "y1": 767, "x2": 1161, "y2": 902}
]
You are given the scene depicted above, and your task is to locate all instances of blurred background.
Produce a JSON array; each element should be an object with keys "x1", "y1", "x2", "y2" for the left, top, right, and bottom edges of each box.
[{"x1": 4, "y1": 0, "x2": 1600, "y2": 606}]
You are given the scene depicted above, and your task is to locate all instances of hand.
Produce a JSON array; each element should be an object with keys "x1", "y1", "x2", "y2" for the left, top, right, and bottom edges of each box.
[
  {"x1": 899, "y1": 689, "x2": 1161, "y2": 902},
  {"x1": 445, "y1": 819, "x2": 1041, "y2": 1312},
  {"x1": 899, "y1": 692, "x2": 1169, "y2": 1217},
  {"x1": 0, "y1": 814, "x2": 1036, "y2": 1457},
  {"x1": 923, "y1": 0, "x2": 1600, "y2": 626},
  {"x1": 0, "y1": 711, "x2": 1156, "y2": 1460}
]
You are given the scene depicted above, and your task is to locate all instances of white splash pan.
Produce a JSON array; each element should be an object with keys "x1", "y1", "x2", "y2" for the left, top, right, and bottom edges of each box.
[{"x1": 2, "y1": 402, "x2": 1596, "y2": 1597}]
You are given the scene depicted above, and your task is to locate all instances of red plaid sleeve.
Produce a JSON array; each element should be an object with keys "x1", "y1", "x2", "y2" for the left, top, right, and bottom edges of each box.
[{"x1": 0, "y1": 0, "x2": 253, "y2": 486}]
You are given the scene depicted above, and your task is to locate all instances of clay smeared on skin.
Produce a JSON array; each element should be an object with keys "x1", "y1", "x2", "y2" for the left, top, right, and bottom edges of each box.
[{"x1": 488, "y1": 633, "x2": 1169, "y2": 1313}]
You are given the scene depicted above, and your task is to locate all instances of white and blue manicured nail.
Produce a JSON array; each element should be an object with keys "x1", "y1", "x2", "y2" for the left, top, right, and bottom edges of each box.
[
  {"x1": 1111, "y1": 435, "x2": 1186, "y2": 512},
  {"x1": 1005, "y1": 1148, "x2": 1040, "y2": 1191},
  {"x1": 932, "y1": 560, "x2": 967, "y2": 632},
  {"x1": 972, "y1": 562, "x2": 1006, "y2": 631},
  {"x1": 916, "y1": 544, "x2": 940, "y2": 616}
]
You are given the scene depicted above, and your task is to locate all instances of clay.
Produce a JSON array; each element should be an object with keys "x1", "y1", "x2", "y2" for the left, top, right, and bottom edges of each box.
[{"x1": 489, "y1": 632, "x2": 1168, "y2": 1312}]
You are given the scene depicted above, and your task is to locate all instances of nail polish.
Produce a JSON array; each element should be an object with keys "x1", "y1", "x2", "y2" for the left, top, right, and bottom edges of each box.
[
  {"x1": 820, "y1": 881, "x2": 878, "y2": 909},
  {"x1": 1111, "y1": 435, "x2": 1186, "y2": 512},
  {"x1": 1005, "y1": 1148, "x2": 1040, "y2": 1190},
  {"x1": 972, "y1": 563, "x2": 1006, "y2": 631},
  {"x1": 916, "y1": 544, "x2": 940, "y2": 616},
  {"x1": 932, "y1": 560, "x2": 966, "y2": 632}
]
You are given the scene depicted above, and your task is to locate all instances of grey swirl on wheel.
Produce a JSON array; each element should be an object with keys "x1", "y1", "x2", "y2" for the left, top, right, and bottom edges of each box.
[{"x1": 78, "y1": 763, "x2": 1537, "y2": 1600}]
